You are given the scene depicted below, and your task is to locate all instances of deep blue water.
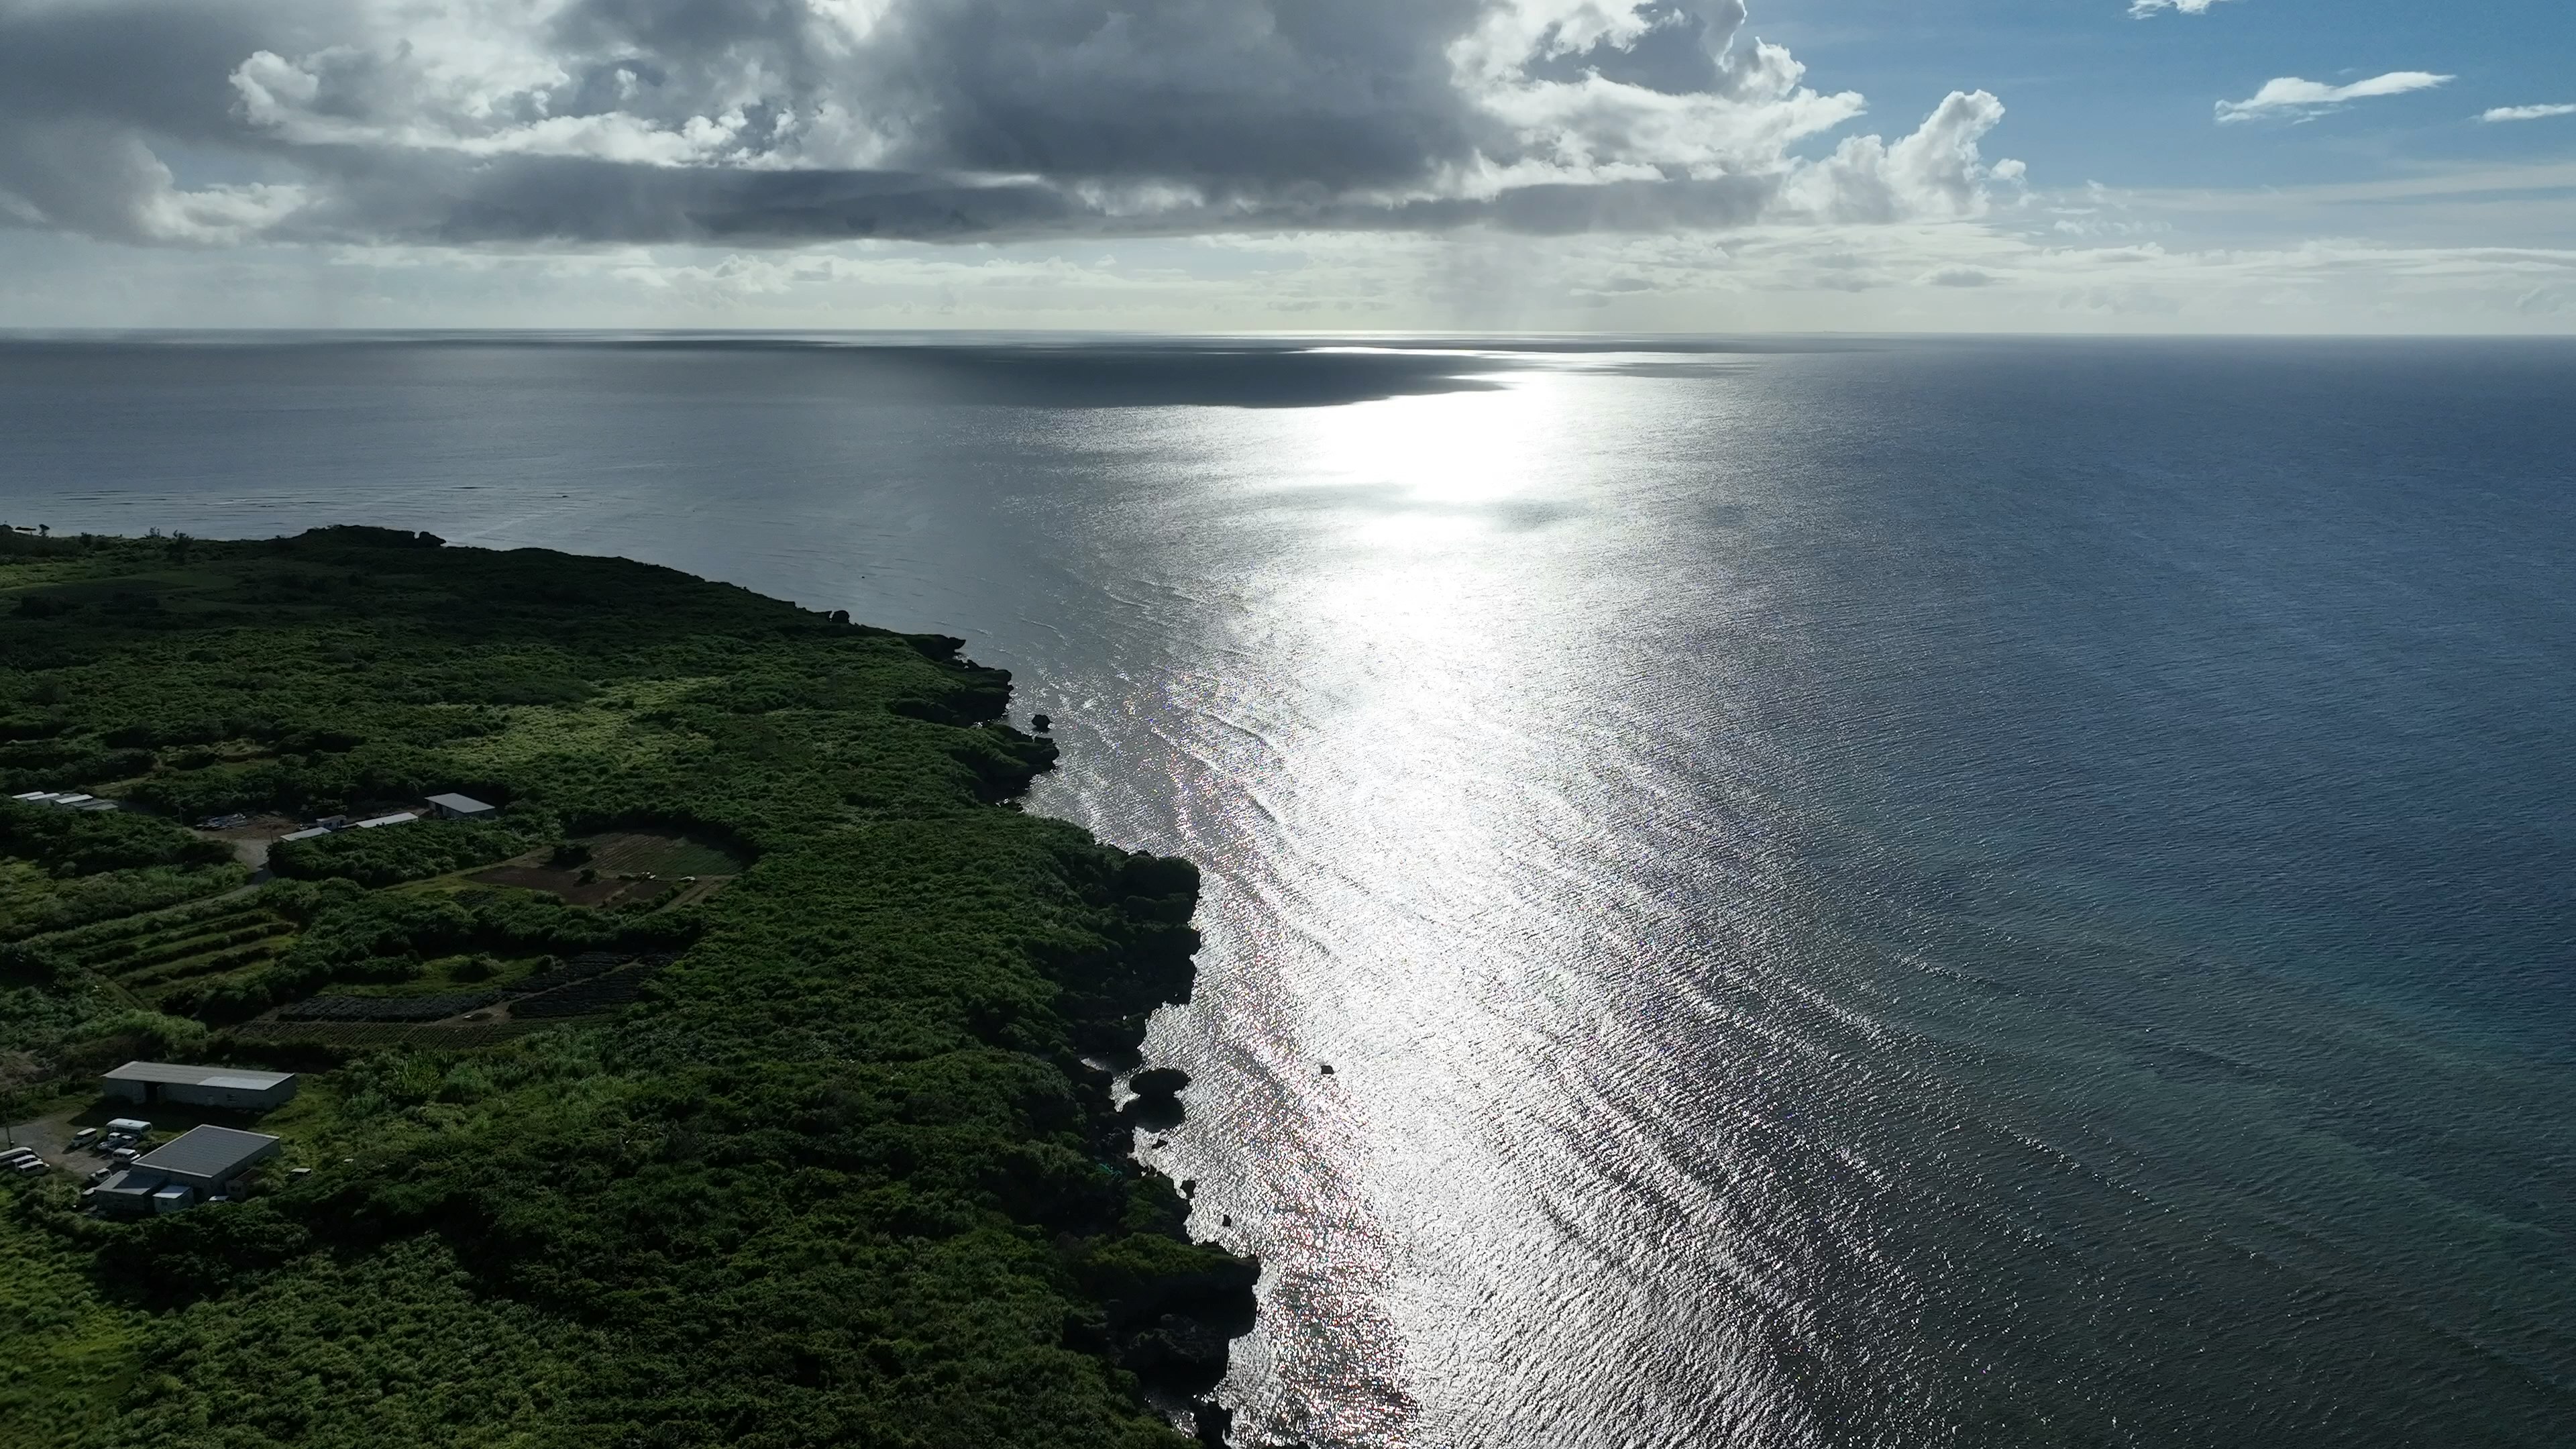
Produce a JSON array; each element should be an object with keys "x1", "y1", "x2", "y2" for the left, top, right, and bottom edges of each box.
[{"x1": 1, "y1": 334, "x2": 2571, "y2": 1446}]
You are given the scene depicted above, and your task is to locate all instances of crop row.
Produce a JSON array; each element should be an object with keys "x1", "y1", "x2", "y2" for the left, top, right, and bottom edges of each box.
[
  {"x1": 502, "y1": 951, "x2": 629, "y2": 996},
  {"x1": 124, "y1": 941, "x2": 288, "y2": 989},
  {"x1": 511, "y1": 968, "x2": 659, "y2": 1018},
  {"x1": 229, "y1": 1019, "x2": 550, "y2": 1049},
  {"x1": 103, "y1": 918, "x2": 291, "y2": 976},
  {"x1": 276, "y1": 991, "x2": 502, "y2": 1022},
  {"x1": 53, "y1": 898, "x2": 266, "y2": 960}
]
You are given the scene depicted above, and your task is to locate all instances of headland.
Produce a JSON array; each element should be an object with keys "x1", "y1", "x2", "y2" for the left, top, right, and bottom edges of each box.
[{"x1": 0, "y1": 525, "x2": 1250, "y2": 1447}]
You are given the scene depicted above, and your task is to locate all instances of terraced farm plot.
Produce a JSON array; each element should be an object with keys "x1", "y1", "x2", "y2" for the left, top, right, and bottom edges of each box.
[
  {"x1": 227, "y1": 1018, "x2": 552, "y2": 1050},
  {"x1": 31, "y1": 898, "x2": 299, "y2": 1008},
  {"x1": 0, "y1": 857, "x2": 246, "y2": 942},
  {"x1": 277, "y1": 991, "x2": 502, "y2": 1023},
  {"x1": 34, "y1": 890, "x2": 266, "y2": 960},
  {"x1": 97, "y1": 912, "x2": 293, "y2": 977}
]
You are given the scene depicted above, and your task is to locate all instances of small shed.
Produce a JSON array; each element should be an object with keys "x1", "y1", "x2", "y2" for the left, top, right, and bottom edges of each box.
[
  {"x1": 426, "y1": 792, "x2": 496, "y2": 819},
  {"x1": 101, "y1": 1061, "x2": 299, "y2": 1111}
]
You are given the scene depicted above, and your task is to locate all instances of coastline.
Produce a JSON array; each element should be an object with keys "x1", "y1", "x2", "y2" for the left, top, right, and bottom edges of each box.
[{"x1": 0, "y1": 525, "x2": 1256, "y2": 1446}]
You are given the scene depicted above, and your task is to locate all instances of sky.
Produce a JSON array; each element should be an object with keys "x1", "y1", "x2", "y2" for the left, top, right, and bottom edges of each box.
[{"x1": 1, "y1": 0, "x2": 2572, "y2": 333}]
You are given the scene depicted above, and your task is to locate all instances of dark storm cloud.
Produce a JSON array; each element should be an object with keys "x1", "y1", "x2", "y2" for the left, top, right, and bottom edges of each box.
[
  {"x1": 0, "y1": 0, "x2": 2010, "y2": 247},
  {"x1": 539, "y1": 0, "x2": 1498, "y2": 190},
  {"x1": 0, "y1": 0, "x2": 321, "y2": 241},
  {"x1": 303, "y1": 154, "x2": 1087, "y2": 244},
  {"x1": 0, "y1": 0, "x2": 280, "y2": 136}
]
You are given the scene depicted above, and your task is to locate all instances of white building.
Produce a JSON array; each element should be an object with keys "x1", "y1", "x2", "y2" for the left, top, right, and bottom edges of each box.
[{"x1": 101, "y1": 1062, "x2": 300, "y2": 1112}]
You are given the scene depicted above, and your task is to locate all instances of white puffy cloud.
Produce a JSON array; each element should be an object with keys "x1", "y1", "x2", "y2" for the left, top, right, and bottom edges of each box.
[
  {"x1": 2216, "y1": 72, "x2": 2452, "y2": 124},
  {"x1": 2479, "y1": 104, "x2": 2576, "y2": 124},
  {"x1": 2129, "y1": 0, "x2": 2229, "y2": 16},
  {"x1": 0, "y1": 0, "x2": 2021, "y2": 248},
  {"x1": 1774, "y1": 90, "x2": 2016, "y2": 222}
]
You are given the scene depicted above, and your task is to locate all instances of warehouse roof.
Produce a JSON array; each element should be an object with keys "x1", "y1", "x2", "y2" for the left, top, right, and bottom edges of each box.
[
  {"x1": 132, "y1": 1126, "x2": 280, "y2": 1182},
  {"x1": 427, "y1": 792, "x2": 496, "y2": 814},
  {"x1": 103, "y1": 1061, "x2": 297, "y2": 1091}
]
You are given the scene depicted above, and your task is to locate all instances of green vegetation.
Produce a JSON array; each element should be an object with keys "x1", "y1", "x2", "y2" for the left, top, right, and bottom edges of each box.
[
  {"x1": 0, "y1": 801, "x2": 246, "y2": 944},
  {"x1": 0, "y1": 527, "x2": 1242, "y2": 1448},
  {"x1": 269, "y1": 815, "x2": 546, "y2": 888}
]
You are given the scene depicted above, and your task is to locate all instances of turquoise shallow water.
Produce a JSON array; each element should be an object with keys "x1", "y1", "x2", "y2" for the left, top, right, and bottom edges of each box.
[{"x1": 1, "y1": 335, "x2": 2570, "y2": 1444}]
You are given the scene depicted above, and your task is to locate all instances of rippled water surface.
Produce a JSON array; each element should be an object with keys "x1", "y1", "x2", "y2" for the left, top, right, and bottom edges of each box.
[{"x1": 4, "y1": 335, "x2": 2573, "y2": 1446}]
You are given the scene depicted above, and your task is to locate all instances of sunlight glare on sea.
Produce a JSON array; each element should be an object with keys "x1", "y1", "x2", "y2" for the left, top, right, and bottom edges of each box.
[{"x1": 2, "y1": 334, "x2": 2570, "y2": 1447}]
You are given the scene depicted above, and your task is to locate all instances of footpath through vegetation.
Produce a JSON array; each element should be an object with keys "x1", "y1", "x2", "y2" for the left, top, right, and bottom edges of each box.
[{"x1": 0, "y1": 527, "x2": 1246, "y2": 1449}]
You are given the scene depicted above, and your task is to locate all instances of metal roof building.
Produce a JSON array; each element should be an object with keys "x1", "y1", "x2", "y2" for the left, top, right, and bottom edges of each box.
[
  {"x1": 92, "y1": 1126, "x2": 282, "y2": 1216},
  {"x1": 131, "y1": 1126, "x2": 282, "y2": 1189},
  {"x1": 426, "y1": 792, "x2": 496, "y2": 818},
  {"x1": 101, "y1": 1061, "x2": 299, "y2": 1111}
]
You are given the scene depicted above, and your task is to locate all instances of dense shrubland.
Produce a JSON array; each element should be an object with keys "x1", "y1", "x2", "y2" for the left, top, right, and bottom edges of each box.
[{"x1": 0, "y1": 527, "x2": 1240, "y2": 1448}]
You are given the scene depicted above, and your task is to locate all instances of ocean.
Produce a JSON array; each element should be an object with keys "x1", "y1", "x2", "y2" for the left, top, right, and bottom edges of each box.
[{"x1": 2, "y1": 334, "x2": 2570, "y2": 1446}]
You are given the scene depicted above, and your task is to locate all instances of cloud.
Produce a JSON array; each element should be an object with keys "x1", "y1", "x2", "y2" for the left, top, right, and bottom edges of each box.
[
  {"x1": 2480, "y1": 104, "x2": 2576, "y2": 124},
  {"x1": 2216, "y1": 71, "x2": 2453, "y2": 124},
  {"x1": 0, "y1": 122, "x2": 305, "y2": 244},
  {"x1": 0, "y1": 0, "x2": 2021, "y2": 249},
  {"x1": 2129, "y1": 0, "x2": 2229, "y2": 16},
  {"x1": 1774, "y1": 89, "x2": 2017, "y2": 222},
  {"x1": 10, "y1": 195, "x2": 2576, "y2": 332}
]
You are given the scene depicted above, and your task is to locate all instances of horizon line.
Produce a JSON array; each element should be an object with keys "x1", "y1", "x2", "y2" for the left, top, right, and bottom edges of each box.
[{"x1": 3, "y1": 326, "x2": 2575, "y2": 343}]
